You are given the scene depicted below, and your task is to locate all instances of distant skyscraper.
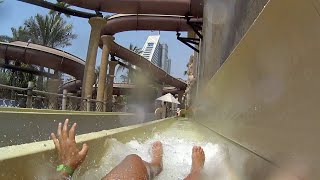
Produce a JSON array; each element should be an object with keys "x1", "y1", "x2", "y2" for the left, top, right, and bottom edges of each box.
[
  {"x1": 160, "y1": 44, "x2": 168, "y2": 69},
  {"x1": 160, "y1": 44, "x2": 171, "y2": 74},
  {"x1": 165, "y1": 58, "x2": 171, "y2": 74},
  {"x1": 141, "y1": 35, "x2": 171, "y2": 74},
  {"x1": 141, "y1": 35, "x2": 161, "y2": 67}
]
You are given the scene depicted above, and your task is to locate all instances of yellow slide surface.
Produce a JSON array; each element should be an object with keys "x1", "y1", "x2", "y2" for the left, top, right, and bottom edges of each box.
[{"x1": 198, "y1": 0, "x2": 320, "y2": 177}]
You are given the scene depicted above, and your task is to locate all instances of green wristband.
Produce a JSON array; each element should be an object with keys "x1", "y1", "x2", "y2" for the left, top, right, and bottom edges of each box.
[{"x1": 56, "y1": 164, "x2": 75, "y2": 176}]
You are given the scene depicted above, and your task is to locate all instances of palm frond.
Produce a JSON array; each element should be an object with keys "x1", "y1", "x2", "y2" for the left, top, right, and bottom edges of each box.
[
  {"x1": 23, "y1": 13, "x2": 77, "y2": 48},
  {"x1": 0, "y1": 35, "x2": 12, "y2": 42}
]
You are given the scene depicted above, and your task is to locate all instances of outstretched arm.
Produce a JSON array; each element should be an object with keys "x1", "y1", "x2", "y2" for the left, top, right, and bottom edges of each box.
[{"x1": 51, "y1": 119, "x2": 89, "y2": 179}]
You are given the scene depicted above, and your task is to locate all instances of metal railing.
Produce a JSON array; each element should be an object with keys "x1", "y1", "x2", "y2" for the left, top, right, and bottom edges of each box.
[{"x1": 0, "y1": 83, "x2": 107, "y2": 112}]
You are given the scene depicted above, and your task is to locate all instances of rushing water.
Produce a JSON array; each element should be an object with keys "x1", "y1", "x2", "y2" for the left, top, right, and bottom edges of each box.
[{"x1": 76, "y1": 121, "x2": 232, "y2": 180}]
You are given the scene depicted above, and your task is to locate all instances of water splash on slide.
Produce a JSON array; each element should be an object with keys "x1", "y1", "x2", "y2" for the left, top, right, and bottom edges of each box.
[{"x1": 76, "y1": 134, "x2": 231, "y2": 180}]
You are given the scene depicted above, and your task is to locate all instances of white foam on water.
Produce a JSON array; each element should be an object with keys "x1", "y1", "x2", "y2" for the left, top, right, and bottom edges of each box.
[{"x1": 77, "y1": 133, "x2": 231, "y2": 180}]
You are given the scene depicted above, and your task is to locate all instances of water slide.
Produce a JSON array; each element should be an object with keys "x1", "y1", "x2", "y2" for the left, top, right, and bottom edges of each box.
[
  {"x1": 0, "y1": 17, "x2": 196, "y2": 92},
  {"x1": 59, "y1": 38, "x2": 188, "y2": 93},
  {"x1": 8, "y1": 0, "x2": 200, "y2": 91},
  {"x1": 109, "y1": 40, "x2": 187, "y2": 90},
  {"x1": 102, "y1": 14, "x2": 199, "y2": 90},
  {"x1": 61, "y1": 79, "x2": 182, "y2": 95},
  {"x1": 60, "y1": 79, "x2": 137, "y2": 95},
  {"x1": 101, "y1": 14, "x2": 202, "y2": 36},
  {"x1": 55, "y1": 0, "x2": 202, "y2": 90},
  {"x1": 55, "y1": 0, "x2": 202, "y2": 91},
  {"x1": 59, "y1": 0, "x2": 203, "y2": 17},
  {"x1": 0, "y1": 41, "x2": 85, "y2": 80},
  {"x1": 0, "y1": 118, "x2": 275, "y2": 179},
  {"x1": 12, "y1": 0, "x2": 199, "y2": 91},
  {"x1": 0, "y1": 31, "x2": 189, "y2": 91},
  {"x1": 0, "y1": 0, "x2": 320, "y2": 180},
  {"x1": 61, "y1": 14, "x2": 198, "y2": 91},
  {"x1": 3, "y1": 0, "x2": 320, "y2": 178},
  {"x1": 195, "y1": 0, "x2": 320, "y2": 177}
]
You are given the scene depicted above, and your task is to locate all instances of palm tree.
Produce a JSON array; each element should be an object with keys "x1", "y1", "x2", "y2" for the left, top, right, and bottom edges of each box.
[
  {"x1": 1, "y1": 12, "x2": 76, "y2": 89},
  {"x1": 23, "y1": 13, "x2": 77, "y2": 89},
  {"x1": 0, "y1": 26, "x2": 30, "y2": 42},
  {"x1": 116, "y1": 44, "x2": 142, "y2": 83},
  {"x1": 8, "y1": 62, "x2": 37, "y2": 88},
  {"x1": 24, "y1": 14, "x2": 77, "y2": 48},
  {"x1": 0, "y1": 70, "x2": 9, "y2": 85}
]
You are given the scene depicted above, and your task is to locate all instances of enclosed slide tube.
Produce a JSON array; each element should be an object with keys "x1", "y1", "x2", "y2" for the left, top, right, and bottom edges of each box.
[
  {"x1": 101, "y1": 14, "x2": 202, "y2": 36},
  {"x1": 58, "y1": 0, "x2": 203, "y2": 17}
]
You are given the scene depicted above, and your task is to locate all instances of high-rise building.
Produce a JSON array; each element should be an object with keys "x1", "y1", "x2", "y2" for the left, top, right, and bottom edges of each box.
[
  {"x1": 160, "y1": 44, "x2": 168, "y2": 70},
  {"x1": 141, "y1": 35, "x2": 161, "y2": 67},
  {"x1": 141, "y1": 35, "x2": 171, "y2": 74},
  {"x1": 160, "y1": 44, "x2": 171, "y2": 74},
  {"x1": 165, "y1": 58, "x2": 171, "y2": 74}
]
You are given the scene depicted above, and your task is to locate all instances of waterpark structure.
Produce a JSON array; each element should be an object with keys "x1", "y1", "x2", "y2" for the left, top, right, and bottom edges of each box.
[{"x1": 1, "y1": 0, "x2": 320, "y2": 179}]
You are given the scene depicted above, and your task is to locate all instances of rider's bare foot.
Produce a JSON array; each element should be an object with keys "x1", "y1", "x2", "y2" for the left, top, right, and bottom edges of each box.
[
  {"x1": 151, "y1": 141, "x2": 163, "y2": 168},
  {"x1": 191, "y1": 146, "x2": 205, "y2": 173}
]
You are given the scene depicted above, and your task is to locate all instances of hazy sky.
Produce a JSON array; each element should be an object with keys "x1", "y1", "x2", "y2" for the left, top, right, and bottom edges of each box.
[{"x1": 0, "y1": 0, "x2": 191, "y2": 80}]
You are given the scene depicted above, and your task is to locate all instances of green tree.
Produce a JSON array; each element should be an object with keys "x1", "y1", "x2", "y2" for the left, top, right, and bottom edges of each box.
[
  {"x1": 0, "y1": 70, "x2": 10, "y2": 85},
  {"x1": 24, "y1": 14, "x2": 77, "y2": 48},
  {"x1": 1, "y1": 13, "x2": 77, "y2": 89},
  {"x1": 23, "y1": 13, "x2": 77, "y2": 89},
  {"x1": 0, "y1": 26, "x2": 30, "y2": 42},
  {"x1": 8, "y1": 62, "x2": 37, "y2": 88},
  {"x1": 116, "y1": 44, "x2": 142, "y2": 84}
]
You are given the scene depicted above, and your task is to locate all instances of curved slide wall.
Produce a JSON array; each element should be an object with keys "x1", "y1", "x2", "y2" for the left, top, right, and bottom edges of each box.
[
  {"x1": 196, "y1": 0, "x2": 320, "y2": 177},
  {"x1": 0, "y1": 118, "x2": 277, "y2": 179},
  {"x1": 0, "y1": 109, "x2": 136, "y2": 147}
]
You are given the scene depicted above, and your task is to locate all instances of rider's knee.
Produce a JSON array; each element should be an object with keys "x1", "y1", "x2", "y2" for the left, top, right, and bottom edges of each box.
[{"x1": 125, "y1": 154, "x2": 143, "y2": 162}]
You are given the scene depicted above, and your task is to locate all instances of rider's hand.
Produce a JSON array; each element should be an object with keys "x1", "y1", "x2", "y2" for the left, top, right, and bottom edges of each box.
[{"x1": 51, "y1": 119, "x2": 89, "y2": 172}]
